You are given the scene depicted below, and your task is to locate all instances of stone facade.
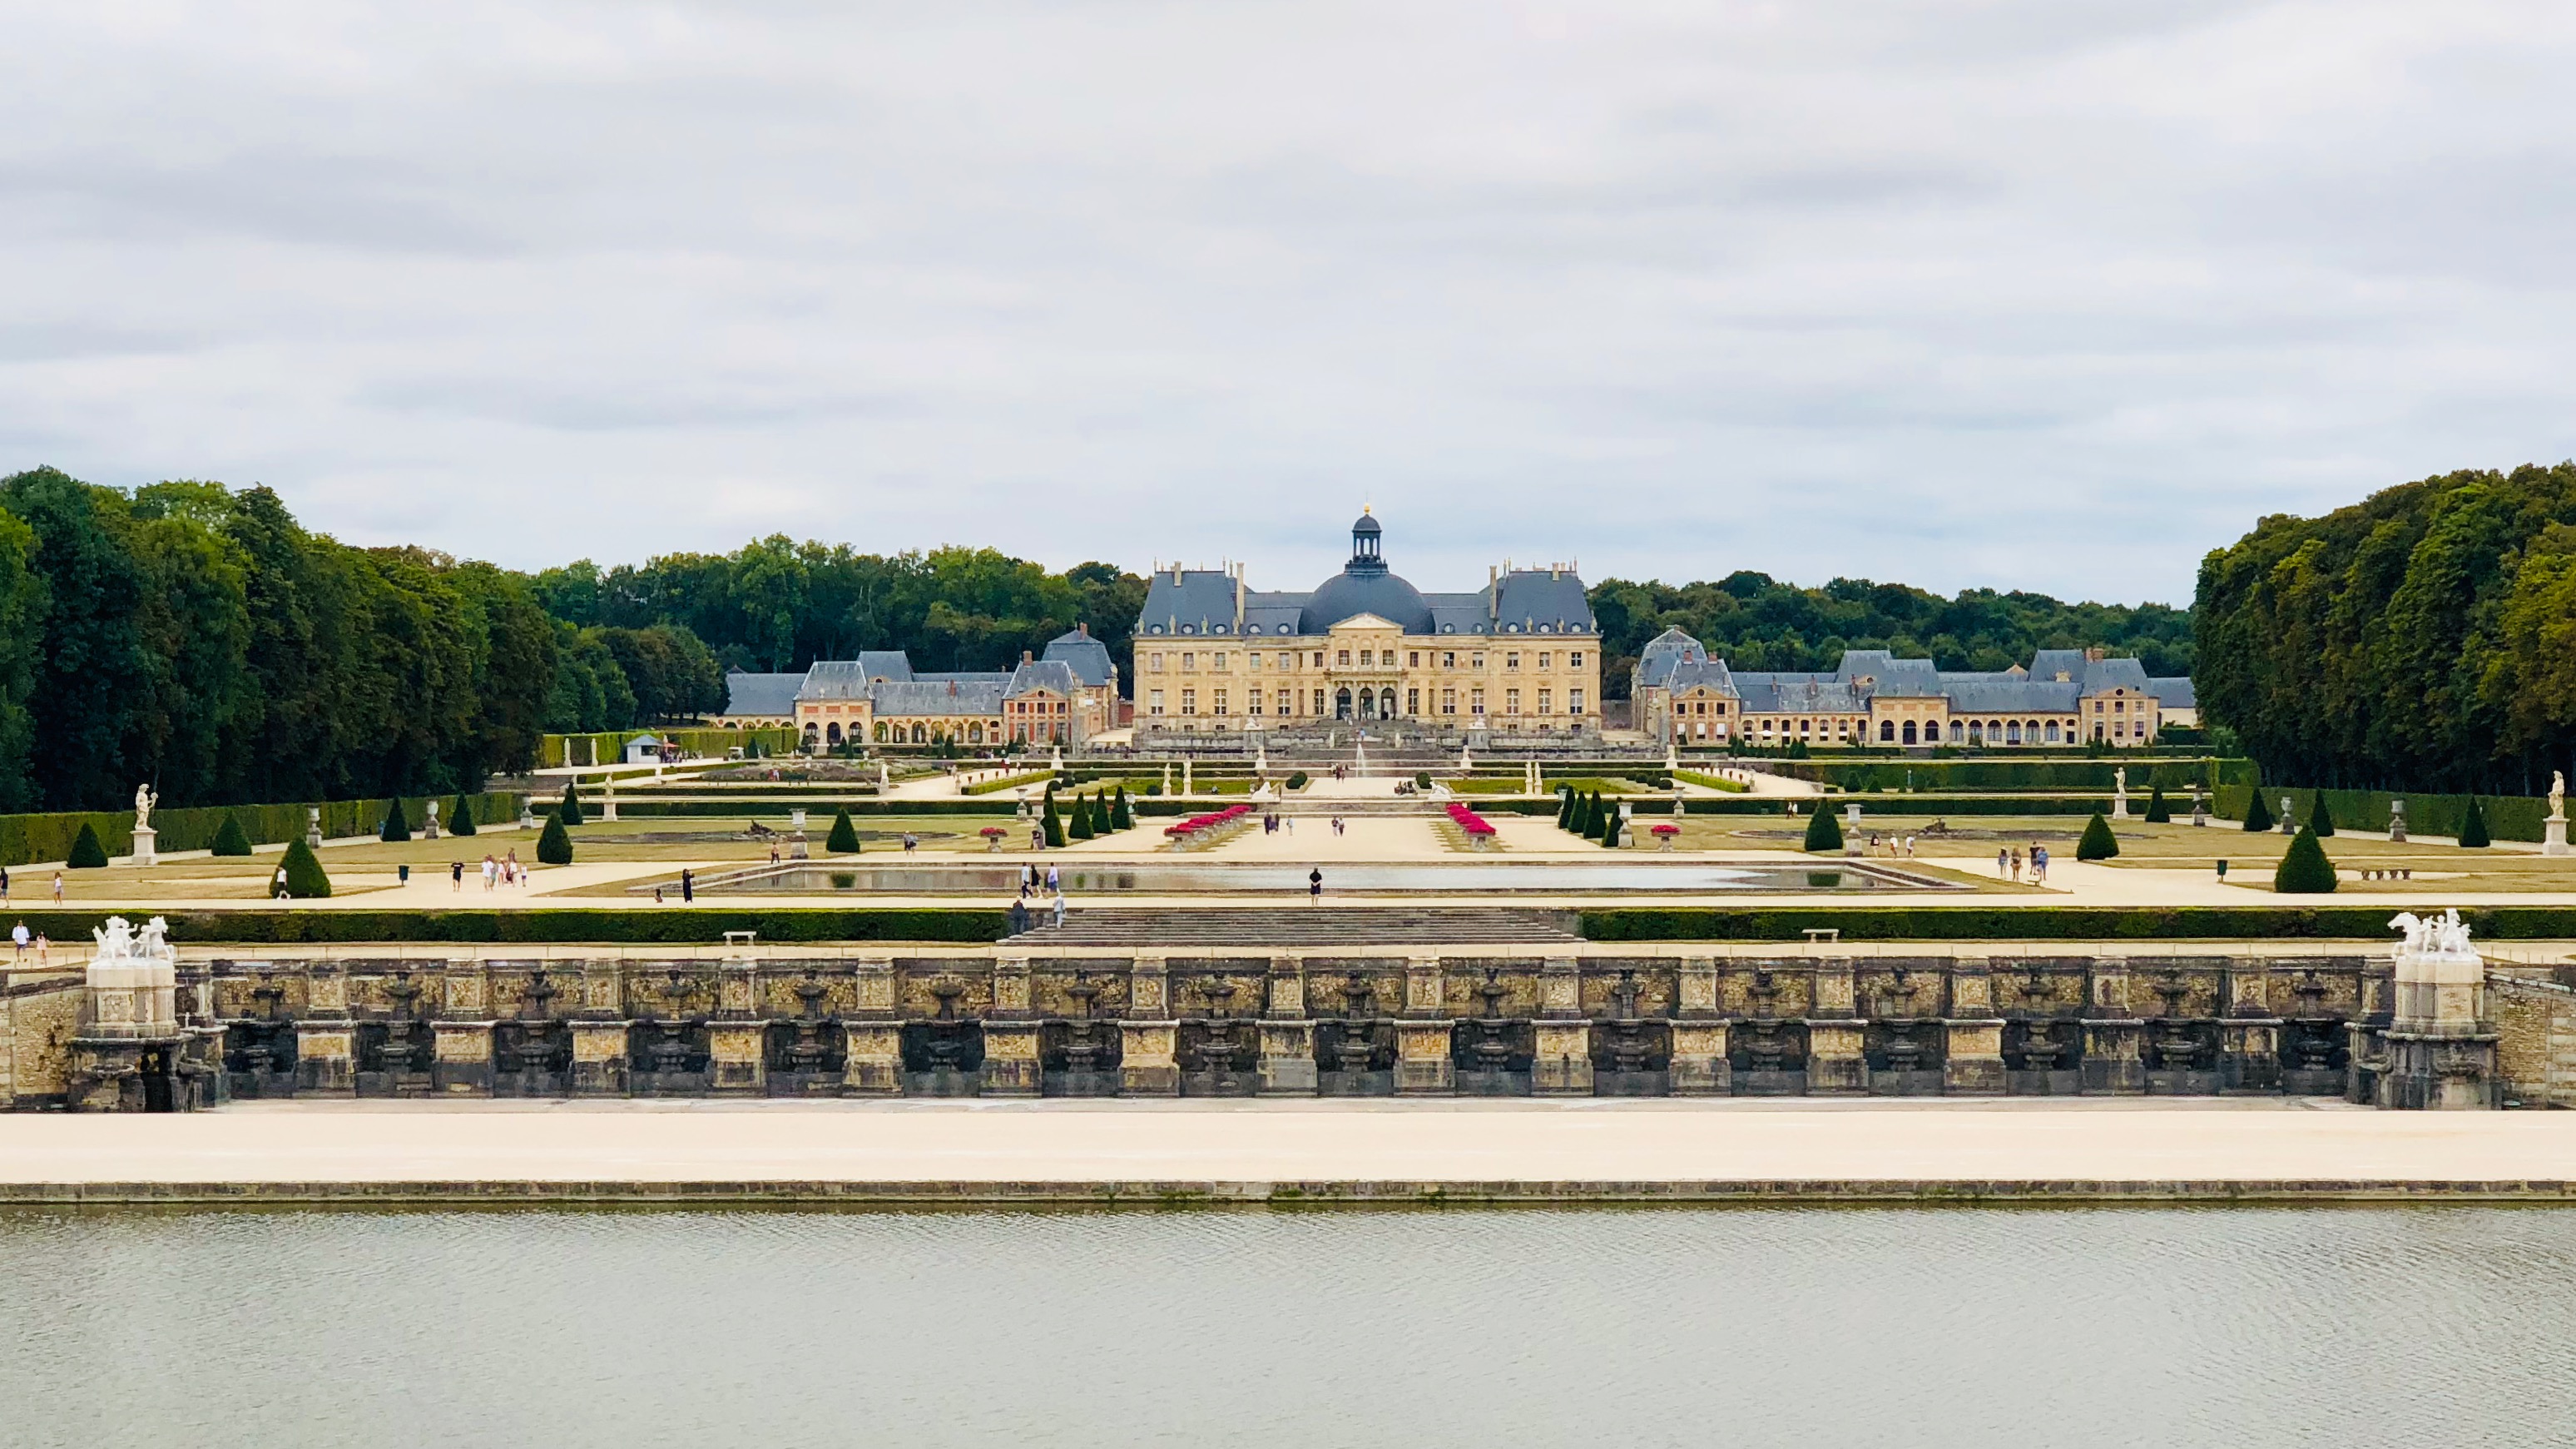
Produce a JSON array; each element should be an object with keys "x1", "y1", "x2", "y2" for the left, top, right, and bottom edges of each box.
[
  {"x1": 35, "y1": 945, "x2": 2440, "y2": 1104},
  {"x1": 788, "y1": 630, "x2": 1120, "y2": 750},
  {"x1": 1135, "y1": 513, "x2": 1603, "y2": 737}
]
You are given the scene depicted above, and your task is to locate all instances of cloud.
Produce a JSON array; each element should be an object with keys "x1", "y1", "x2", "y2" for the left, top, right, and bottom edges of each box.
[{"x1": 2, "y1": 0, "x2": 2573, "y2": 608}]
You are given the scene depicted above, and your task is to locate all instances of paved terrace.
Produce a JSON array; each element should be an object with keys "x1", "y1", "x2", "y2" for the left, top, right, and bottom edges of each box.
[{"x1": 8, "y1": 1100, "x2": 2576, "y2": 1203}]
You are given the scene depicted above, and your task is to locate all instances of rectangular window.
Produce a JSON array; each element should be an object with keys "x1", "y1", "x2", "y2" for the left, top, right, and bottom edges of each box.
[
  {"x1": 1441, "y1": 652, "x2": 1456, "y2": 668},
  {"x1": 1472, "y1": 653, "x2": 1485, "y2": 669},
  {"x1": 1215, "y1": 653, "x2": 1230, "y2": 672},
  {"x1": 1538, "y1": 689, "x2": 1552, "y2": 714},
  {"x1": 1214, "y1": 689, "x2": 1229, "y2": 716},
  {"x1": 1407, "y1": 688, "x2": 1420, "y2": 714},
  {"x1": 1337, "y1": 650, "x2": 1350, "y2": 666},
  {"x1": 1442, "y1": 688, "x2": 1457, "y2": 715},
  {"x1": 1538, "y1": 652, "x2": 1551, "y2": 669},
  {"x1": 1248, "y1": 692, "x2": 1262, "y2": 716},
  {"x1": 1506, "y1": 688, "x2": 1521, "y2": 714},
  {"x1": 1148, "y1": 690, "x2": 1165, "y2": 716},
  {"x1": 1248, "y1": 653, "x2": 1261, "y2": 670},
  {"x1": 1150, "y1": 653, "x2": 1165, "y2": 672},
  {"x1": 1409, "y1": 652, "x2": 1421, "y2": 667},
  {"x1": 1181, "y1": 689, "x2": 1196, "y2": 715},
  {"x1": 1506, "y1": 653, "x2": 1521, "y2": 671},
  {"x1": 1471, "y1": 688, "x2": 1485, "y2": 715},
  {"x1": 1181, "y1": 652, "x2": 1194, "y2": 670},
  {"x1": 1570, "y1": 688, "x2": 1585, "y2": 713},
  {"x1": 1312, "y1": 689, "x2": 1325, "y2": 715},
  {"x1": 1313, "y1": 652, "x2": 1325, "y2": 667},
  {"x1": 1570, "y1": 652, "x2": 1584, "y2": 667},
  {"x1": 1279, "y1": 689, "x2": 1294, "y2": 714},
  {"x1": 1358, "y1": 650, "x2": 1372, "y2": 667}
]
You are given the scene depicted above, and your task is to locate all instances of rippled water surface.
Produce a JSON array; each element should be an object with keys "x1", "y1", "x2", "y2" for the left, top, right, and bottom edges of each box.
[
  {"x1": 695, "y1": 860, "x2": 1935, "y2": 892},
  {"x1": 5, "y1": 1208, "x2": 2574, "y2": 1448}
]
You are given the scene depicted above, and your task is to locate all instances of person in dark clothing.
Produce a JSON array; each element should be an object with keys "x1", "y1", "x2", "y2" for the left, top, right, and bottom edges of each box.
[
  {"x1": 1008, "y1": 898, "x2": 1031, "y2": 935},
  {"x1": 1309, "y1": 868, "x2": 1322, "y2": 902},
  {"x1": 681, "y1": 868, "x2": 695, "y2": 903}
]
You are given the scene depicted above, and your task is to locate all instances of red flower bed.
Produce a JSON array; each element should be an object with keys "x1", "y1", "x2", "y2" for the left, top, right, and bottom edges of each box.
[
  {"x1": 1444, "y1": 801, "x2": 1497, "y2": 836},
  {"x1": 1165, "y1": 802, "x2": 1254, "y2": 838},
  {"x1": 1650, "y1": 823, "x2": 1680, "y2": 836}
]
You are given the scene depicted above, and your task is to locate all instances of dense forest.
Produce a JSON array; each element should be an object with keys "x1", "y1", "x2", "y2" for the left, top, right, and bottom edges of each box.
[
  {"x1": 0, "y1": 465, "x2": 2201, "y2": 813},
  {"x1": 1588, "y1": 573, "x2": 2193, "y2": 699},
  {"x1": 2196, "y1": 462, "x2": 2576, "y2": 795}
]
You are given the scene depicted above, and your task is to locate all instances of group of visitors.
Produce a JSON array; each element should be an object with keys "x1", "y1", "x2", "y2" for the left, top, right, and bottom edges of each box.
[
  {"x1": 451, "y1": 852, "x2": 531, "y2": 891},
  {"x1": 1261, "y1": 813, "x2": 1295, "y2": 835},
  {"x1": 1865, "y1": 833, "x2": 1918, "y2": 858},
  {"x1": 652, "y1": 869, "x2": 697, "y2": 905},
  {"x1": 0, "y1": 867, "x2": 64, "y2": 906},
  {"x1": 9, "y1": 920, "x2": 51, "y2": 964},
  {"x1": 1999, "y1": 845, "x2": 2050, "y2": 884}
]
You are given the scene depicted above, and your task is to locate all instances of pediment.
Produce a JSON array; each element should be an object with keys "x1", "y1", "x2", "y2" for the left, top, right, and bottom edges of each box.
[{"x1": 1326, "y1": 613, "x2": 1401, "y2": 633}]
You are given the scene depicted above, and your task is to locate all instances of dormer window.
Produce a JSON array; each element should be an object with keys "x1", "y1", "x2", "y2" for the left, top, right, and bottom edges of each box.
[{"x1": 1214, "y1": 624, "x2": 1229, "y2": 634}]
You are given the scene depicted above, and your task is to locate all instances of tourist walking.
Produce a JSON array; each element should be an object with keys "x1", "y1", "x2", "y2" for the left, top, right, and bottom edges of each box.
[
  {"x1": 1998, "y1": 847, "x2": 2012, "y2": 881},
  {"x1": 903, "y1": 832, "x2": 918, "y2": 854},
  {"x1": 505, "y1": 849, "x2": 522, "y2": 886},
  {"x1": 52, "y1": 872, "x2": 63, "y2": 904},
  {"x1": 450, "y1": 861, "x2": 463, "y2": 892},
  {"x1": 272, "y1": 866, "x2": 288, "y2": 899},
  {"x1": 681, "y1": 868, "x2": 695, "y2": 903},
  {"x1": 1050, "y1": 891, "x2": 1067, "y2": 929},
  {"x1": 10, "y1": 921, "x2": 25, "y2": 959},
  {"x1": 2031, "y1": 844, "x2": 2049, "y2": 885},
  {"x1": 481, "y1": 855, "x2": 498, "y2": 891},
  {"x1": 1008, "y1": 897, "x2": 1030, "y2": 935},
  {"x1": 2009, "y1": 846, "x2": 2024, "y2": 881},
  {"x1": 1045, "y1": 863, "x2": 1059, "y2": 893}
]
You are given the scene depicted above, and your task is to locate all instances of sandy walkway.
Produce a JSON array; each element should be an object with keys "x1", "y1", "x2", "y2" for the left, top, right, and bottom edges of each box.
[{"x1": 7, "y1": 1102, "x2": 2576, "y2": 1198}]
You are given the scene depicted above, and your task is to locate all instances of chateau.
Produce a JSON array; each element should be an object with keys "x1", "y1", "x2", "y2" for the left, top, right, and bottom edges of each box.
[
  {"x1": 719, "y1": 628, "x2": 1121, "y2": 748},
  {"x1": 1634, "y1": 628, "x2": 2190, "y2": 750},
  {"x1": 1133, "y1": 512, "x2": 1602, "y2": 735}
]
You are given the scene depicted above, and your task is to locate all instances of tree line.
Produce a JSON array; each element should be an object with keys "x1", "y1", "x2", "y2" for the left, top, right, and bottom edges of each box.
[
  {"x1": 1588, "y1": 572, "x2": 2193, "y2": 699},
  {"x1": 2196, "y1": 462, "x2": 2576, "y2": 795}
]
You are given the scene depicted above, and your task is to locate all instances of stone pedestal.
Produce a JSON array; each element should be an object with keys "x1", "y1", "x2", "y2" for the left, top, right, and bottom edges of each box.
[
  {"x1": 432, "y1": 1022, "x2": 495, "y2": 1095},
  {"x1": 842, "y1": 1022, "x2": 904, "y2": 1095},
  {"x1": 2546, "y1": 813, "x2": 2569, "y2": 857},
  {"x1": 1257, "y1": 1020, "x2": 1318, "y2": 1094},
  {"x1": 1942, "y1": 1020, "x2": 2006, "y2": 1095},
  {"x1": 980, "y1": 1020, "x2": 1042, "y2": 1096},
  {"x1": 128, "y1": 825, "x2": 157, "y2": 867},
  {"x1": 1532, "y1": 1020, "x2": 1593, "y2": 1095},
  {"x1": 2379, "y1": 942, "x2": 2499, "y2": 1109},
  {"x1": 570, "y1": 1020, "x2": 632, "y2": 1096},
  {"x1": 305, "y1": 807, "x2": 323, "y2": 848},
  {"x1": 293, "y1": 1024, "x2": 355, "y2": 1096},
  {"x1": 1394, "y1": 1020, "x2": 1455, "y2": 1094},
  {"x1": 1118, "y1": 1021, "x2": 1181, "y2": 1095},
  {"x1": 1668, "y1": 1020, "x2": 1731, "y2": 1095},
  {"x1": 2386, "y1": 799, "x2": 2407, "y2": 843},
  {"x1": 1805, "y1": 1020, "x2": 1867, "y2": 1095},
  {"x1": 2219, "y1": 1019, "x2": 2283, "y2": 1094},
  {"x1": 707, "y1": 1023, "x2": 767, "y2": 1095},
  {"x1": 2080, "y1": 1020, "x2": 2145, "y2": 1094}
]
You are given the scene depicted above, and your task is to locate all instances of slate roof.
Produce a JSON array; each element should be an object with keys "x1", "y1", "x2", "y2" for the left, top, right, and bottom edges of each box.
[
  {"x1": 1634, "y1": 627, "x2": 1709, "y2": 691},
  {"x1": 1043, "y1": 629, "x2": 1117, "y2": 685},
  {"x1": 868, "y1": 677, "x2": 1008, "y2": 716},
  {"x1": 1135, "y1": 521, "x2": 1597, "y2": 639},
  {"x1": 2148, "y1": 676, "x2": 2196, "y2": 708},
  {"x1": 1640, "y1": 643, "x2": 2178, "y2": 715},
  {"x1": 798, "y1": 661, "x2": 876, "y2": 702},
  {"x1": 719, "y1": 671, "x2": 806, "y2": 717},
  {"x1": 1005, "y1": 659, "x2": 1082, "y2": 697}
]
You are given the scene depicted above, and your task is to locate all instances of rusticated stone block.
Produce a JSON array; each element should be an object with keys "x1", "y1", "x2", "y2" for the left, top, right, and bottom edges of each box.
[
  {"x1": 980, "y1": 1020, "x2": 1042, "y2": 1096},
  {"x1": 1532, "y1": 1021, "x2": 1592, "y2": 1095}
]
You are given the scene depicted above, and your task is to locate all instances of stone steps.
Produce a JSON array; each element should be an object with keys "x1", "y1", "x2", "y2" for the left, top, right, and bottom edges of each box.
[{"x1": 1003, "y1": 906, "x2": 1581, "y2": 948}]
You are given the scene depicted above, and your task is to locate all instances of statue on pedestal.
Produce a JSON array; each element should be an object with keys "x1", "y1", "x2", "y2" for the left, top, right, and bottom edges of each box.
[
  {"x1": 2111, "y1": 767, "x2": 2129, "y2": 821},
  {"x1": 2552, "y1": 771, "x2": 2566, "y2": 821},
  {"x1": 133, "y1": 783, "x2": 156, "y2": 831}
]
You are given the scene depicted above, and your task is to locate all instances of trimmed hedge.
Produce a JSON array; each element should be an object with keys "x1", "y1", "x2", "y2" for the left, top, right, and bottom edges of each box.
[
  {"x1": 1577, "y1": 906, "x2": 2576, "y2": 942},
  {"x1": 542, "y1": 727, "x2": 799, "y2": 768},
  {"x1": 962, "y1": 770, "x2": 1055, "y2": 796},
  {"x1": 618, "y1": 799, "x2": 1013, "y2": 818},
  {"x1": 0, "y1": 792, "x2": 519, "y2": 867},
  {"x1": 1782, "y1": 758, "x2": 2253, "y2": 793},
  {"x1": 2212, "y1": 786, "x2": 2545, "y2": 844},
  {"x1": 0, "y1": 908, "x2": 1013, "y2": 945}
]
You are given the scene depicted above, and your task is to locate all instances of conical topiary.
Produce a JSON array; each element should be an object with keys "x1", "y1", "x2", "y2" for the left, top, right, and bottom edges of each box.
[
  {"x1": 2241, "y1": 789, "x2": 2273, "y2": 833},
  {"x1": 1068, "y1": 795, "x2": 1096, "y2": 841},
  {"x1": 2310, "y1": 794, "x2": 2336, "y2": 838},
  {"x1": 2274, "y1": 824, "x2": 2336, "y2": 893},
  {"x1": 2077, "y1": 811, "x2": 2119, "y2": 861},
  {"x1": 279, "y1": 837, "x2": 332, "y2": 897},
  {"x1": 2460, "y1": 795, "x2": 2490, "y2": 848},
  {"x1": 1602, "y1": 807, "x2": 1625, "y2": 848},
  {"x1": 537, "y1": 811, "x2": 575, "y2": 865},
  {"x1": 1043, "y1": 791, "x2": 1066, "y2": 848},
  {"x1": 380, "y1": 795, "x2": 411, "y2": 842},
  {"x1": 210, "y1": 813, "x2": 253, "y2": 856},
  {"x1": 448, "y1": 793, "x2": 478, "y2": 836},
  {"x1": 67, "y1": 821, "x2": 109, "y2": 869},
  {"x1": 1110, "y1": 787, "x2": 1132, "y2": 831},
  {"x1": 2143, "y1": 785, "x2": 2170, "y2": 824},
  {"x1": 1091, "y1": 792, "x2": 1113, "y2": 836},
  {"x1": 1556, "y1": 786, "x2": 1574, "y2": 831},
  {"x1": 559, "y1": 781, "x2": 585, "y2": 827},
  {"x1": 1802, "y1": 802, "x2": 1844, "y2": 852},
  {"x1": 1585, "y1": 791, "x2": 1608, "y2": 841},
  {"x1": 825, "y1": 807, "x2": 860, "y2": 853}
]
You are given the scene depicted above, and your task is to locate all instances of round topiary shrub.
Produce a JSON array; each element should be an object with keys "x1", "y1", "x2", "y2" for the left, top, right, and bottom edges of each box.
[
  {"x1": 537, "y1": 811, "x2": 575, "y2": 866},
  {"x1": 1802, "y1": 803, "x2": 1844, "y2": 853},
  {"x1": 2274, "y1": 824, "x2": 2336, "y2": 893},
  {"x1": 67, "y1": 821, "x2": 109, "y2": 869},
  {"x1": 210, "y1": 813, "x2": 253, "y2": 857},
  {"x1": 2077, "y1": 812, "x2": 2119, "y2": 861},
  {"x1": 448, "y1": 793, "x2": 478, "y2": 836},
  {"x1": 278, "y1": 838, "x2": 332, "y2": 897},
  {"x1": 826, "y1": 808, "x2": 861, "y2": 854},
  {"x1": 380, "y1": 795, "x2": 412, "y2": 843}
]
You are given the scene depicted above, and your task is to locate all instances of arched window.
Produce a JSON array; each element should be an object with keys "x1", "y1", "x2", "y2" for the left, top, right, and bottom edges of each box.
[
  {"x1": 968, "y1": 722, "x2": 983, "y2": 743},
  {"x1": 910, "y1": 722, "x2": 926, "y2": 743},
  {"x1": 1335, "y1": 687, "x2": 1353, "y2": 719},
  {"x1": 1901, "y1": 721, "x2": 1917, "y2": 745},
  {"x1": 801, "y1": 723, "x2": 820, "y2": 747},
  {"x1": 825, "y1": 722, "x2": 843, "y2": 744},
  {"x1": 1880, "y1": 720, "x2": 1895, "y2": 742},
  {"x1": 2005, "y1": 721, "x2": 2021, "y2": 744},
  {"x1": 2046, "y1": 722, "x2": 2060, "y2": 743},
  {"x1": 1966, "y1": 720, "x2": 1982, "y2": 742},
  {"x1": 1380, "y1": 688, "x2": 1397, "y2": 718},
  {"x1": 1948, "y1": 721, "x2": 1964, "y2": 743}
]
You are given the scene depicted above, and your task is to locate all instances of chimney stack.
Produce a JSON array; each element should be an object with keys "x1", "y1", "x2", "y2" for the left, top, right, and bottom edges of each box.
[{"x1": 1022, "y1": 651, "x2": 1033, "y2": 664}]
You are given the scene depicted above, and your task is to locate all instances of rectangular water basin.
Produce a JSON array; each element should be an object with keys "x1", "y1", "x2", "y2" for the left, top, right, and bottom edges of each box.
[{"x1": 656, "y1": 861, "x2": 1959, "y2": 896}]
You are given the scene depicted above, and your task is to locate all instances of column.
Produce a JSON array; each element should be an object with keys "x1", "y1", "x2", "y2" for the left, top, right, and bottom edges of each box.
[
  {"x1": 1670, "y1": 955, "x2": 1731, "y2": 1095},
  {"x1": 295, "y1": 963, "x2": 354, "y2": 1097},
  {"x1": 1122, "y1": 954, "x2": 1180, "y2": 1095},
  {"x1": 980, "y1": 955, "x2": 1040, "y2": 1095},
  {"x1": 1259, "y1": 953, "x2": 1317, "y2": 1095},
  {"x1": 1395, "y1": 954, "x2": 1454, "y2": 1094},
  {"x1": 2080, "y1": 955, "x2": 2146, "y2": 1094},
  {"x1": 1806, "y1": 955, "x2": 1865, "y2": 1094},
  {"x1": 1942, "y1": 957, "x2": 2005, "y2": 1096}
]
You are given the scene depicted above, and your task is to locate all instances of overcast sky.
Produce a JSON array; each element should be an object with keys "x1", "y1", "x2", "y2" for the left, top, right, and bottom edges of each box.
[{"x1": 7, "y1": 1, "x2": 2574, "y2": 605}]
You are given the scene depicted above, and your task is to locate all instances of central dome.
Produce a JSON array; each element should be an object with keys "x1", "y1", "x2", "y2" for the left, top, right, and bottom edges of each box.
[{"x1": 1300, "y1": 509, "x2": 1434, "y2": 633}]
